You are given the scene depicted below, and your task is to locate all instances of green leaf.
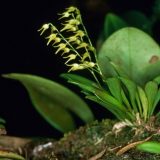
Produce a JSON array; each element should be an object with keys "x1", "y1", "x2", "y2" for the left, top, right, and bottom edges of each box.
[
  {"x1": 154, "y1": 75, "x2": 160, "y2": 85},
  {"x1": 137, "y1": 86, "x2": 149, "y2": 121},
  {"x1": 61, "y1": 73, "x2": 99, "y2": 93},
  {"x1": 145, "y1": 81, "x2": 158, "y2": 117},
  {"x1": 3, "y1": 73, "x2": 94, "y2": 132},
  {"x1": 135, "y1": 92, "x2": 143, "y2": 116},
  {"x1": 153, "y1": 0, "x2": 160, "y2": 20},
  {"x1": 137, "y1": 141, "x2": 160, "y2": 154},
  {"x1": 0, "y1": 118, "x2": 6, "y2": 130},
  {"x1": 123, "y1": 10, "x2": 152, "y2": 34},
  {"x1": 120, "y1": 77, "x2": 138, "y2": 112},
  {"x1": 0, "y1": 118, "x2": 5, "y2": 124},
  {"x1": 98, "y1": 27, "x2": 160, "y2": 86},
  {"x1": 105, "y1": 77, "x2": 122, "y2": 103},
  {"x1": 86, "y1": 95, "x2": 126, "y2": 120},
  {"x1": 95, "y1": 89, "x2": 125, "y2": 111},
  {"x1": 97, "y1": 13, "x2": 128, "y2": 53},
  {"x1": 121, "y1": 89, "x2": 132, "y2": 112},
  {"x1": 154, "y1": 89, "x2": 160, "y2": 116},
  {"x1": 0, "y1": 150, "x2": 25, "y2": 160},
  {"x1": 103, "y1": 13, "x2": 128, "y2": 39},
  {"x1": 94, "y1": 88, "x2": 133, "y2": 120}
]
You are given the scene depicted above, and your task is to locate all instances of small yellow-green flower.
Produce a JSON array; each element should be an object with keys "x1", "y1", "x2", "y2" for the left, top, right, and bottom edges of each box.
[
  {"x1": 74, "y1": 30, "x2": 85, "y2": 38},
  {"x1": 45, "y1": 33, "x2": 57, "y2": 45},
  {"x1": 76, "y1": 42, "x2": 88, "y2": 49},
  {"x1": 66, "y1": 19, "x2": 80, "y2": 25},
  {"x1": 55, "y1": 43, "x2": 67, "y2": 54},
  {"x1": 66, "y1": 6, "x2": 77, "y2": 13},
  {"x1": 82, "y1": 52, "x2": 91, "y2": 61},
  {"x1": 67, "y1": 63, "x2": 84, "y2": 72},
  {"x1": 58, "y1": 6, "x2": 78, "y2": 20},
  {"x1": 61, "y1": 24, "x2": 77, "y2": 32},
  {"x1": 61, "y1": 48, "x2": 70, "y2": 55},
  {"x1": 63, "y1": 54, "x2": 77, "y2": 64},
  {"x1": 58, "y1": 12, "x2": 71, "y2": 19},
  {"x1": 38, "y1": 24, "x2": 49, "y2": 35},
  {"x1": 67, "y1": 36, "x2": 78, "y2": 43},
  {"x1": 86, "y1": 61, "x2": 96, "y2": 68},
  {"x1": 52, "y1": 37, "x2": 61, "y2": 45}
]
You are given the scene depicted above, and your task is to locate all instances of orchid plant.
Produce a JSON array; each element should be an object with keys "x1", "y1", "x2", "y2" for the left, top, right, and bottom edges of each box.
[
  {"x1": 3, "y1": 6, "x2": 160, "y2": 136},
  {"x1": 37, "y1": 6, "x2": 160, "y2": 132}
]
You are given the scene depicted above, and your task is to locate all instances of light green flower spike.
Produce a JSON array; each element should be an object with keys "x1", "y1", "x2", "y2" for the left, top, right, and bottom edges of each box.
[{"x1": 39, "y1": 6, "x2": 102, "y2": 83}]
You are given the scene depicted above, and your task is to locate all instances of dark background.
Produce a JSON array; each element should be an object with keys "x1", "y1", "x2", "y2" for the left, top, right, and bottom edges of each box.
[{"x1": 0, "y1": 0, "x2": 157, "y2": 138}]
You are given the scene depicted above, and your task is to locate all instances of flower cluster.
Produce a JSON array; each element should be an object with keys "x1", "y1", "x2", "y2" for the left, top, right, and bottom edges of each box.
[{"x1": 38, "y1": 6, "x2": 99, "y2": 73}]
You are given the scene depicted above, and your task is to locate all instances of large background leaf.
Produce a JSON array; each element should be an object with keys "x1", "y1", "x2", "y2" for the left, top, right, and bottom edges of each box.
[
  {"x1": 3, "y1": 73, "x2": 94, "y2": 133},
  {"x1": 122, "y1": 10, "x2": 152, "y2": 34},
  {"x1": 97, "y1": 13, "x2": 127, "y2": 49},
  {"x1": 103, "y1": 13, "x2": 128, "y2": 40},
  {"x1": 98, "y1": 27, "x2": 160, "y2": 86}
]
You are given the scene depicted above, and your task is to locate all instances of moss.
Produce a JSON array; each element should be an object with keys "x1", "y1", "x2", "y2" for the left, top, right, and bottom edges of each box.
[{"x1": 25, "y1": 119, "x2": 160, "y2": 160}]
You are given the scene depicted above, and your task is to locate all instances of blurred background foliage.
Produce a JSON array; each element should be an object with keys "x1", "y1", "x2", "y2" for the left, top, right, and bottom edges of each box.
[{"x1": 1, "y1": 0, "x2": 160, "y2": 138}]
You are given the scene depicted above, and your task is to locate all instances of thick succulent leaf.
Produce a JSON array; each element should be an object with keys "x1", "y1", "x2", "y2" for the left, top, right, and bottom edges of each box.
[
  {"x1": 61, "y1": 73, "x2": 99, "y2": 93},
  {"x1": 145, "y1": 81, "x2": 158, "y2": 116},
  {"x1": 137, "y1": 141, "x2": 160, "y2": 154},
  {"x1": 0, "y1": 150, "x2": 24, "y2": 160},
  {"x1": 105, "y1": 77, "x2": 122, "y2": 103},
  {"x1": 103, "y1": 13, "x2": 128, "y2": 39},
  {"x1": 123, "y1": 10, "x2": 152, "y2": 34},
  {"x1": 3, "y1": 73, "x2": 94, "y2": 132},
  {"x1": 98, "y1": 27, "x2": 160, "y2": 86}
]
